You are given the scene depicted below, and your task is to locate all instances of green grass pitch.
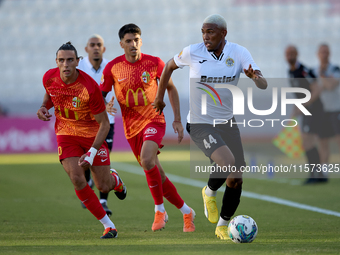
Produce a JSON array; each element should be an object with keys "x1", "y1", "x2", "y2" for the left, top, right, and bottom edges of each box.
[{"x1": 0, "y1": 145, "x2": 339, "y2": 254}]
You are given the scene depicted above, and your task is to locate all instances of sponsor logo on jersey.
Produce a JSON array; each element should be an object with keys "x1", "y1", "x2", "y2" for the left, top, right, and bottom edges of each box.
[
  {"x1": 141, "y1": 71, "x2": 150, "y2": 83},
  {"x1": 126, "y1": 88, "x2": 148, "y2": 107},
  {"x1": 72, "y1": 97, "x2": 81, "y2": 108},
  {"x1": 226, "y1": 56, "x2": 234, "y2": 67},
  {"x1": 196, "y1": 82, "x2": 223, "y2": 106},
  {"x1": 199, "y1": 60, "x2": 207, "y2": 64},
  {"x1": 144, "y1": 127, "x2": 157, "y2": 135},
  {"x1": 200, "y1": 75, "x2": 236, "y2": 83}
]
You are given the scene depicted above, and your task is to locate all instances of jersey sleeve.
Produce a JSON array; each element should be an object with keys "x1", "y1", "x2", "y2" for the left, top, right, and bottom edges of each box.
[
  {"x1": 156, "y1": 57, "x2": 165, "y2": 79},
  {"x1": 173, "y1": 45, "x2": 191, "y2": 69},
  {"x1": 89, "y1": 82, "x2": 106, "y2": 115},
  {"x1": 240, "y1": 46, "x2": 260, "y2": 73},
  {"x1": 99, "y1": 63, "x2": 114, "y2": 92}
]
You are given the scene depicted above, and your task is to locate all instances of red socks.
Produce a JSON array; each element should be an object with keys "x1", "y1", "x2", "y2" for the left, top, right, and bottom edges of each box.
[
  {"x1": 162, "y1": 177, "x2": 184, "y2": 209},
  {"x1": 144, "y1": 165, "x2": 163, "y2": 205},
  {"x1": 75, "y1": 184, "x2": 106, "y2": 220}
]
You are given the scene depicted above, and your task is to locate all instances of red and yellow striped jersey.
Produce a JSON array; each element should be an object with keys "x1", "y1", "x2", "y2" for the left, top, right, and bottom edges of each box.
[
  {"x1": 100, "y1": 54, "x2": 165, "y2": 139},
  {"x1": 43, "y1": 68, "x2": 106, "y2": 137}
]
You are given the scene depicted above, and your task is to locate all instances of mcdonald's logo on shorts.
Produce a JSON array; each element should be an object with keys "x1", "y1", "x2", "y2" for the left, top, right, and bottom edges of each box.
[{"x1": 126, "y1": 88, "x2": 148, "y2": 107}]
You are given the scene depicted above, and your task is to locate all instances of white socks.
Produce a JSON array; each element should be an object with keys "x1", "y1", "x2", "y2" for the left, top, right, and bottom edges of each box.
[
  {"x1": 217, "y1": 216, "x2": 229, "y2": 227},
  {"x1": 179, "y1": 202, "x2": 191, "y2": 215},
  {"x1": 155, "y1": 203, "x2": 165, "y2": 213},
  {"x1": 99, "y1": 214, "x2": 115, "y2": 229},
  {"x1": 205, "y1": 186, "x2": 217, "y2": 197}
]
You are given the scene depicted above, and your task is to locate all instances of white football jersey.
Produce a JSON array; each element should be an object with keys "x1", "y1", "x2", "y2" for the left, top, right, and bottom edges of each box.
[
  {"x1": 78, "y1": 56, "x2": 114, "y2": 123},
  {"x1": 174, "y1": 40, "x2": 260, "y2": 124}
]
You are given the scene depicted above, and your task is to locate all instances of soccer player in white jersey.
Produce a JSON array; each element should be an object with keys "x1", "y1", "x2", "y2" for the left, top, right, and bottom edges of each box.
[
  {"x1": 78, "y1": 34, "x2": 116, "y2": 216},
  {"x1": 153, "y1": 14, "x2": 267, "y2": 240}
]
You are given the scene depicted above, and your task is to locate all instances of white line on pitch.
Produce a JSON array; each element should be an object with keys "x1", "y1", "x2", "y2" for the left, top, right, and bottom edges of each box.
[{"x1": 113, "y1": 162, "x2": 340, "y2": 218}]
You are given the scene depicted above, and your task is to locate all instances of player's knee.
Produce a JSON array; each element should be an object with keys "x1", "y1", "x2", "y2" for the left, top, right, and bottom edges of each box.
[
  {"x1": 70, "y1": 174, "x2": 86, "y2": 188},
  {"x1": 221, "y1": 155, "x2": 235, "y2": 168},
  {"x1": 227, "y1": 177, "x2": 243, "y2": 189},
  {"x1": 140, "y1": 156, "x2": 155, "y2": 170}
]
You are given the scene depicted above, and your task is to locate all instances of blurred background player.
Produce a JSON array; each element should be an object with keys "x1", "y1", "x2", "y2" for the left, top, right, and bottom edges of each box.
[
  {"x1": 100, "y1": 23, "x2": 195, "y2": 232},
  {"x1": 153, "y1": 14, "x2": 267, "y2": 240},
  {"x1": 285, "y1": 45, "x2": 331, "y2": 184},
  {"x1": 314, "y1": 43, "x2": 340, "y2": 172},
  {"x1": 77, "y1": 34, "x2": 115, "y2": 215},
  {"x1": 36, "y1": 42, "x2": 126, "y2": 239}
]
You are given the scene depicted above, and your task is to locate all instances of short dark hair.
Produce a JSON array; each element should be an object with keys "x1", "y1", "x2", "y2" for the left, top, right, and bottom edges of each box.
[
  {"x1": 56, "y1": 41, "x2": 79, "y2": 59},
  {"x1": 118, "y1": 24, "x2": 141, "y2": 40}
]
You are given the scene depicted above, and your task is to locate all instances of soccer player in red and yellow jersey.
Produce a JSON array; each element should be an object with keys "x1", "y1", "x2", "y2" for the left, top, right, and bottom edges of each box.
[
  {"x1": 100, "y1": 24, "x2": 195, "y2": 232},
  {"x1": 36, "y1": 42, "x2": 127, "y2": 239}
]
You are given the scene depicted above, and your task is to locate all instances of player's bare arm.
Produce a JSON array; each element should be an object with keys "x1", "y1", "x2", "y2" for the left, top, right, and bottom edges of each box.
[
  {"x1": 37, "y1": 92, "x2": 53, "y2": 121},
  {"x1": 78, "y1": 110, "x2": 110, "y2": 168},
  {"x1": 152, "y1": 58, "x2": 179, "y2": 114},
  {"x1": 243, "y1": 64, "x2": 267, "y2": 89},
  {"x1": 166, "y1": 78, "x2": 184, "y2": 143}
]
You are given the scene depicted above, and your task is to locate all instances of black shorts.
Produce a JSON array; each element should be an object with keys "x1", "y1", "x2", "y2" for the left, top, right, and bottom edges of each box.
[
  {"x1": 329, "y1": 111, "x2": 340, "y2": 135},
  {"x1": 302, "y1": 109, "x2": 334, "y2": 139},
  {"x1": 105, "y1": 123, "x2": 115, "y2": 151},
  {"x1": 186, "y1": 119, "x2": 246, "y2": 169}
]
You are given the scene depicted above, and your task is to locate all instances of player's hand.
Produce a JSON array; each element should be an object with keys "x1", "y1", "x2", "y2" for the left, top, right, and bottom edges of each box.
[
  {"x1": 244, "y1": 64, "x2": 258, "y2": 80},
  {"x1": 78, "y1": 154, "x2": 91, "y2": 168},
  {"x1": 78, "y1": 147, "x2": 97, "y2": 168},
  {"x1": 106, "y1": 96, "x2": 117, "y2": 116},
  {"x1": 172, "y1": 121, "x2": 184, "y2": 143},
  {"x1": 37, "y1": 106, "x2": 52, "y2": 121},
  {"x1": 152, "y1": 98, "x2": 166, "y2": 115}
]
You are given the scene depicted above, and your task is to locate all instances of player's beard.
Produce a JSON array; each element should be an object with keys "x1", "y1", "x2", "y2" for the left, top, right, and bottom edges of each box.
[{"x1": 93, "y1": 58, "x2": 100, "y2": 62}]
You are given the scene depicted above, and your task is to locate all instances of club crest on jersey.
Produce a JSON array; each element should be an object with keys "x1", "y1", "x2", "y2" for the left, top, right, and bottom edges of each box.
[
  {"x1": 100, "y1": 75, "x2": 104, "y2": 84},
  {"x1": 97, "y1": 148, "x2": 108, "y2": 158},
  {"x1": 144, "y1": 127, "x2": 157, "y2": 135},
  {"x1": 141, "y1": 71, "x2": 150, "y2": 83},
  {"x1": 226, "y1": 57, "x2": 234, "y2": 67},
  {"x1": 72, "y1": 97, "x2": 81, "y2": 108}
]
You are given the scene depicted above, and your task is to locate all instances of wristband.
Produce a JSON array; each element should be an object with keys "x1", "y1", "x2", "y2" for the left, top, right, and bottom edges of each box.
[
  {"x1": 173, "y1": 121, "x2": 181, "y2": 123},
  {"x1": 84, "y1": 147, "x2": 98, "y2": 166},
  {"x1": 40, "y1": 105, "x2": 46, "y2": 108}
]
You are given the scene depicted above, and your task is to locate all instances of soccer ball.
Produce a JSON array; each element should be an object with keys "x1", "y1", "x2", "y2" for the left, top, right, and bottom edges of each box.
[{"x1": 228, "y1": 215, "x2": 258, "y2": 243}]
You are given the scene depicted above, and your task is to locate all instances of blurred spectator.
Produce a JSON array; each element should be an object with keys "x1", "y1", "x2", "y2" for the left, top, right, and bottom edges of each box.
[
  {"x1": 314, "y1": 43, "x2": 340, "y2": 166},
  {"x1": 285, "y1": 45, "x2": 330, "y2": 184}
]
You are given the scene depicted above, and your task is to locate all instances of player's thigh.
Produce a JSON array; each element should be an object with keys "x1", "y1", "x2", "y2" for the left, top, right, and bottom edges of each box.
[
  {"x1": 140, "y1": 140, "x2": 159, "y2": 167},
  {"x1": 189, "y1": 123, "x2": 226, "y2": 159},
  {"x1": 219, "y1": 122, "x2": 246, "y2": 170},
  {"x1": 61, "y1": 157, "x2": 86, "y2": 189},
  {"x1": 210, "y1": 145, "x2": 235, "y2": 167}
]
